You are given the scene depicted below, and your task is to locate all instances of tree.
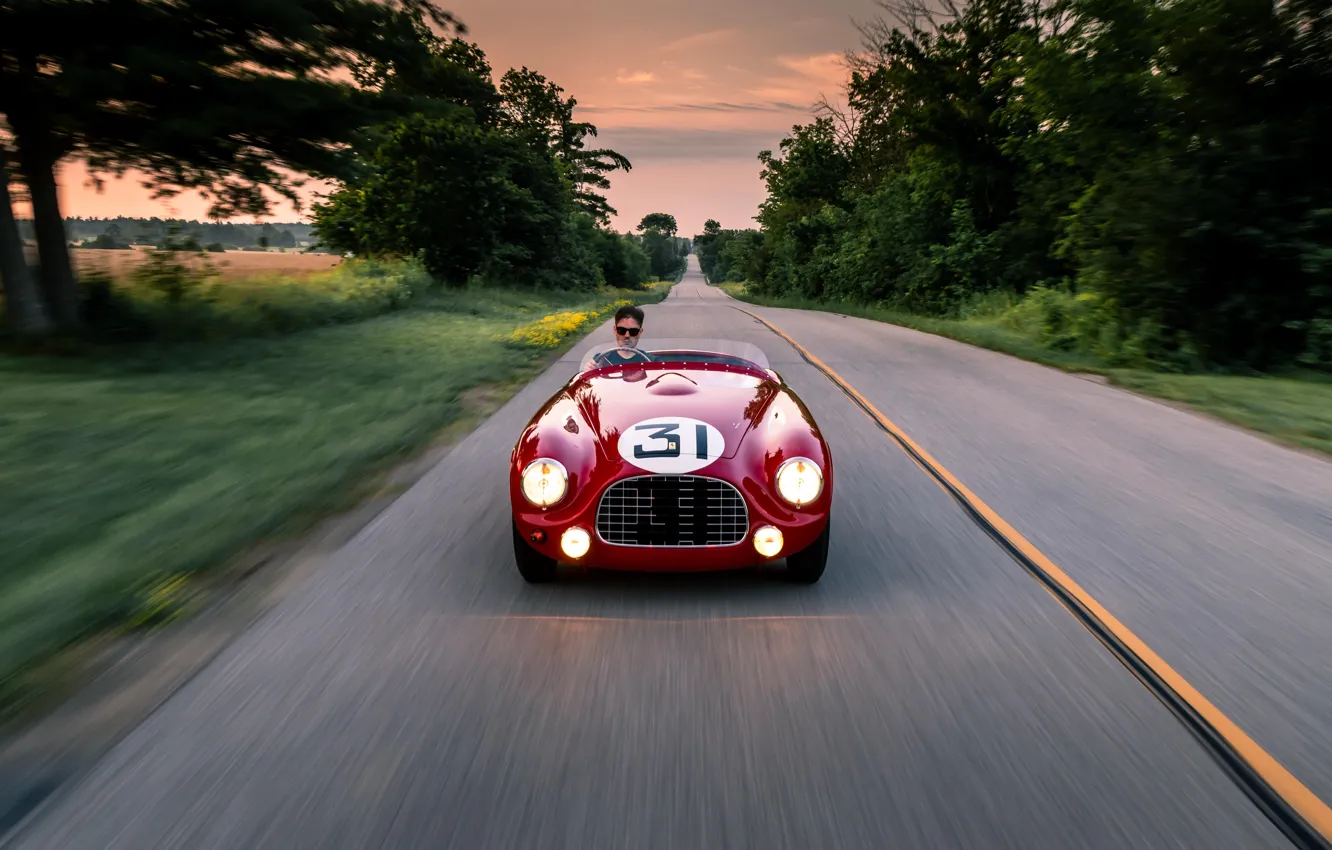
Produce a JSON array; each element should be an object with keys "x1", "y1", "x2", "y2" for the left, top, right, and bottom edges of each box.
[
  {"x1": 756, "y1": 118, "x2": 852, "y2": 236},
  {"x1": 312, "y1": 111, "x2": 573, "y2": 286},
  {"x1": 560, "y1": 127, "x2": 633, "y2": 225},
  {"x1": 355, "y1": 33, "x2": 502, "y2": 127},
  {"x1": 0, "y1": 0, "x2": 464, "y2": 330},
  {"x1": 498, "y1": 67, "x2": 632, "y2": 224},
  {"x1": 300, "y1": 23, "x2": 641, "y2": 293},
  {"x1": 694, "y1": 220, "x2": 759, "y2": 283},
  {"x1": 499, "y1": 67, "x2": 573, "y2": 140},
  {"x1": 635, "y1": 213, "x2": 684, "y2": 280},
  {"x1": 0, "y1": 145, "x2": 50, "y2": 333},
  {"x1": 694, "y1": 219, "x2": 723, "y2": 276},
  {"x1": 578, "y1": 218, "x2": 651, "y2": 289},
  {"x1": 637, "y1": 213, "x2": 678, "y2": 236}
]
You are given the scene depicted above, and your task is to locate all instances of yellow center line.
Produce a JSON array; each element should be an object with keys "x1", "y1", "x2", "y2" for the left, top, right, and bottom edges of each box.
[{"x1": 735, "y1": 305, "x2": 1332, "y2": 848}]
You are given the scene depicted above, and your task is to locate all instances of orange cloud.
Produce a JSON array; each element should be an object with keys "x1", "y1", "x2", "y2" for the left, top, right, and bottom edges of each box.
[
  {"x1": 778, "y1": 52, "x2": 847, "y2": 81},
  {"x1": 660, "y1": 29, "x2": 739, "y2": 54},
  {"x1": 615, "y1": 69, "x2": 658, "y2": 85},
  {"x1": 745, "y1": 52, "x2": 848, "y2": 105}
]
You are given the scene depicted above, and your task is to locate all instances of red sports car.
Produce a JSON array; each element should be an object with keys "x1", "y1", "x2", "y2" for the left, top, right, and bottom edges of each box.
[{"x1": 509, "y1": 338, "x2": 833, "y2": 583}]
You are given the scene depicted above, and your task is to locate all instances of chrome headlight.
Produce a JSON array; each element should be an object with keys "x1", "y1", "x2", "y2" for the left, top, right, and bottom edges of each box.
[
  {"x1": 775, "y1": 457, "x2": 823, "y2": 506},
  {"x1": 521, "y1": 458, "x2": 568, "y2": 507}
]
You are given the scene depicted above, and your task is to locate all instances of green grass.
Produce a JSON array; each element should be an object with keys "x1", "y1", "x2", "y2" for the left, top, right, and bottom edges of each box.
[
  {"x1": 721, "y1": 284, "x2": 1108, "y2": 371},
  {"x1": 720, "y1": 281, "x2": 1332, "y2": 457},
  {"x1": 0, "y1": 278, "x2": 672, "y2": 712},
  {"x1": 1109, "y1": 371, "x2": 1332, "y2": 455}
]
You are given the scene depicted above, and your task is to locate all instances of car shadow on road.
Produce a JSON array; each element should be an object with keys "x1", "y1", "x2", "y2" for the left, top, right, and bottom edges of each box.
[
  {"x1": 553, "y1": 563, "x2": 797, "y2": 590},
  {"x1": 483, "y1": 559, "x2": 855, "y2": 622}
]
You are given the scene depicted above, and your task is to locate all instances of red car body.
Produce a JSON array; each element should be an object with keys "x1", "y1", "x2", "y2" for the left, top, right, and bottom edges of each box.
[{"x1": 509, "y1": 341, "x2": 833, "y2": 579}]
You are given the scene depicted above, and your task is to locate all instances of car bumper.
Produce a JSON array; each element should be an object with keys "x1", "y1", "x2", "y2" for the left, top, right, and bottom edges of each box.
[{"x1": 512, "y1": 485, "x2": 829, "y2": 572}]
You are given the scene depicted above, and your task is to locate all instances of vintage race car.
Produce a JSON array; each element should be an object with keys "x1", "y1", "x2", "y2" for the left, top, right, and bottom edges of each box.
[{"x1": 509, "y1": 338, "x2": 833, "y2": 583}]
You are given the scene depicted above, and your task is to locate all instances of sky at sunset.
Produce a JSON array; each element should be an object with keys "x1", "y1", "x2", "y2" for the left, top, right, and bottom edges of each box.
[{"x1": 51, "y1": 0, "x2": 880, "y2": 239}]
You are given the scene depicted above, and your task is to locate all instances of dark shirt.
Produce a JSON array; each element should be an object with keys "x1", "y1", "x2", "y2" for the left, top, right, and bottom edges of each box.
[{"x1": 591, "y1": 346, "x2": 651, "y2": 368}]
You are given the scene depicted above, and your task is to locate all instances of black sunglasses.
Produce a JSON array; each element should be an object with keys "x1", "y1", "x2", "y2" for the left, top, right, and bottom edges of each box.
[{"x1": 615, "y1": 325, "x2": 641, "y2": 337}]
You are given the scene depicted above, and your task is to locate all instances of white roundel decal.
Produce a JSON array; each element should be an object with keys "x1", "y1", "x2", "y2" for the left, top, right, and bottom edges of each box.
[{"x1": 618, "y1": 416, "x2": 726, "y2": 474}]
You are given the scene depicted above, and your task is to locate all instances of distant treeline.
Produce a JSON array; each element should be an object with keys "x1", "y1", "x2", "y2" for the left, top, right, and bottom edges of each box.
[
  {"x1": 697, "y1": 0, "x2": 1331, "y2": 373},
  {"x1": 14, "y1": 217, "x2": 320, "y2": 250}
]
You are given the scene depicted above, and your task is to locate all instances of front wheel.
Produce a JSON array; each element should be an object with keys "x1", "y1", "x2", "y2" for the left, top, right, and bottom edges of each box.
[
  {"x1": 785, "y1": 518, "x2": 829, "y2": 584},
  {"x1": 513, "y1": 520, "x2": 558, "y2": 583}
]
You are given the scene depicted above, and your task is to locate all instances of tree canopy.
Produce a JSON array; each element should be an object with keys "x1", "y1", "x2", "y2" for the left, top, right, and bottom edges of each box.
[
  {"x1": 1, "y1": 0, "x2": 470, "y2": 330},
  {"x1": 310, "y1": 30, "x2": 658, "y2": 289},
  {"x1": 1, "y1": 0, "x2": 667, "y2": 332},
  {"x1": 638, "y1": 213, "x2": 679, "y2": 236},
  {"x1": 633, "y1": 213, "x2": 688, "y2": 280},
  {"x1": 707, "y1": 0, "x2": 1332, "y2": 371}
]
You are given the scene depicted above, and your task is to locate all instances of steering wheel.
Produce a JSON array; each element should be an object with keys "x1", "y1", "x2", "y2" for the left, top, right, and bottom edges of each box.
[{"x1": 593, "y1": 347, "x2": 654, "y2": 368}]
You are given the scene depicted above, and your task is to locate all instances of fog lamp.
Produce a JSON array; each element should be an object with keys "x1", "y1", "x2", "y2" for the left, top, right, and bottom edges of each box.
[
  {"x1": 561, "y1": 527, "x2": 591, "y2": 560},
  {"x1": 753, "y1": 525, "x2": 784, "y2": 558}
]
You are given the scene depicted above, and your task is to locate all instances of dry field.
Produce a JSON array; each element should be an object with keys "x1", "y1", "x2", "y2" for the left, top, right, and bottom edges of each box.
[{"x1": 33, "y1": 248, "x2": 345, "y2": 282}]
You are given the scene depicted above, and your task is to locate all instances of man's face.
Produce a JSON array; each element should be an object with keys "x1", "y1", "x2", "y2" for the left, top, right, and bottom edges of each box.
[{"x1": 615, "y1": 317, "x2": 642, "y2": 349}]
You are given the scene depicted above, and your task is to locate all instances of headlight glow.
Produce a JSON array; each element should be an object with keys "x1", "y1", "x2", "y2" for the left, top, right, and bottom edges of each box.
[
  {"x1": 561, "y1": 527, "x2": 591, "y2": 559},
  {"x1": 753, "y1": 525, "x2": 784, "y2": 558},
  {"x1": 775, "y1": 457, "x2": 823, "y2": 506},
  {"x1": 521, "y1": 458, "x2": 568, "y2": 507}
]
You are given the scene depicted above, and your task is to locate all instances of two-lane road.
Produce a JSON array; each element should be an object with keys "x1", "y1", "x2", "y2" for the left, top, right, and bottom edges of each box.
[{"x1": 6, "y1": 257, "x2": 1331, "y2": 849}]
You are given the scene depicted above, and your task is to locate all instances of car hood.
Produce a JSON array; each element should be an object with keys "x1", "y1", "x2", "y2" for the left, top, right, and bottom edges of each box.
[{"x1": 565, "y1": 369, "x2": 780, "y2": 460}]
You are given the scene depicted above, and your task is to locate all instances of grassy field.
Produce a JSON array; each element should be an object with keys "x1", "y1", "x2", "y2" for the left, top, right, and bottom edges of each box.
[
  {"x1": 45, "y1": 247, "x2": 345, "y2": 282},
  {"x1": 0, "y1": 274, "x2": 672, "y2": 716},
  {"x1": 718, "y1": 282, "x2": 1332, "y2": 457}
]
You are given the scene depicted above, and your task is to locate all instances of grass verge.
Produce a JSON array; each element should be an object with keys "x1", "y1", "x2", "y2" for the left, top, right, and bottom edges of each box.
[
  {"x1": 0, "y1": 278, "x2": 672, "y2": 718},
  {"x1": 1108, "y1": 371, "x2": 1332, "y2": 456},
  {"x1": 719, "y1": 282, "x2": 1332, "y2": 457}
]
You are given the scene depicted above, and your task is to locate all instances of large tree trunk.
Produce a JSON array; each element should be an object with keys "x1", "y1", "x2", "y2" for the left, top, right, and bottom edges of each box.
[
  {"x1": 0, "y1": 153, "x2": 52, "y2": 334},
  {"x1": 9, "y1": 49, "x2": 81, "y2": 328},
  {"x1": 16, "y1": 145, "x2": 80, "y2": 327}
]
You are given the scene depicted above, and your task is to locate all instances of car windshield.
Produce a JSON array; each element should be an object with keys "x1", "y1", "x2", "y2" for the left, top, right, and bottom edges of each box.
[{"x1": 581, "y1": 338, "x2": 770, "y2": 372}]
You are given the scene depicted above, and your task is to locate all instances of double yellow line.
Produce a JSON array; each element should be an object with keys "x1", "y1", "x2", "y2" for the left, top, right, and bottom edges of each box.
[{"x1": 736, "y1": 306, "x2": 1332, "y2": 850}]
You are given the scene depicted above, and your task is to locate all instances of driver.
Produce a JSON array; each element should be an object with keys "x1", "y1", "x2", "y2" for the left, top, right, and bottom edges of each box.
[{"x1": 588, "y1": 305, "x2": 652, "y2": 369}]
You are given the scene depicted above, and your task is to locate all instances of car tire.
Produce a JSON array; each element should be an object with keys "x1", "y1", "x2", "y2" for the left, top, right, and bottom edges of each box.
[
  {"x1": 513, "y1": 519, "x2": 558, "y2": 583},
  {"x1": 785, "y1": 518, "x2": 829, "y2": 584}
]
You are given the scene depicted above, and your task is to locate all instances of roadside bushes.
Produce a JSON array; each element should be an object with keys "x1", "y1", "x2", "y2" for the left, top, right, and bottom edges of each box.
[
  {"x1": 507, "y1": 297, "x2": 635, "y2": 349},
  {"x1": 950, "y1": 285, "x2": 1196, "y2": 370}
]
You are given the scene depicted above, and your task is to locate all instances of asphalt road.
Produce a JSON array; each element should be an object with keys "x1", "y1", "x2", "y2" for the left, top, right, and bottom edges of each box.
[{"x1": 8, "y1": 257, "x2": 1332, "y2": 849}]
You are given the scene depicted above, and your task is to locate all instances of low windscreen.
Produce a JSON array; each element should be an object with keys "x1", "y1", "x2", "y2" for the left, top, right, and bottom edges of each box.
[{"x1": 580, "y1": 338, "x2": 770, "y2": 371}]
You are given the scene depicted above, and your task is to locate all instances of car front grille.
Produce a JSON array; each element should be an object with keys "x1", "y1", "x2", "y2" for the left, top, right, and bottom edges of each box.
[{"x1": 596, "y1": 475, "x2": 749, "y2": 547}]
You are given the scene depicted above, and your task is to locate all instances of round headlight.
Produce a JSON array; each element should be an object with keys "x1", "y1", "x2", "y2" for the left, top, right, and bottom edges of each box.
[
  {"x1": 521, "y1": 458, "x2": 568, "y2": 507},
  {"x1": 775, "y1": 457, "x2": 823, "y2": 506}
]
